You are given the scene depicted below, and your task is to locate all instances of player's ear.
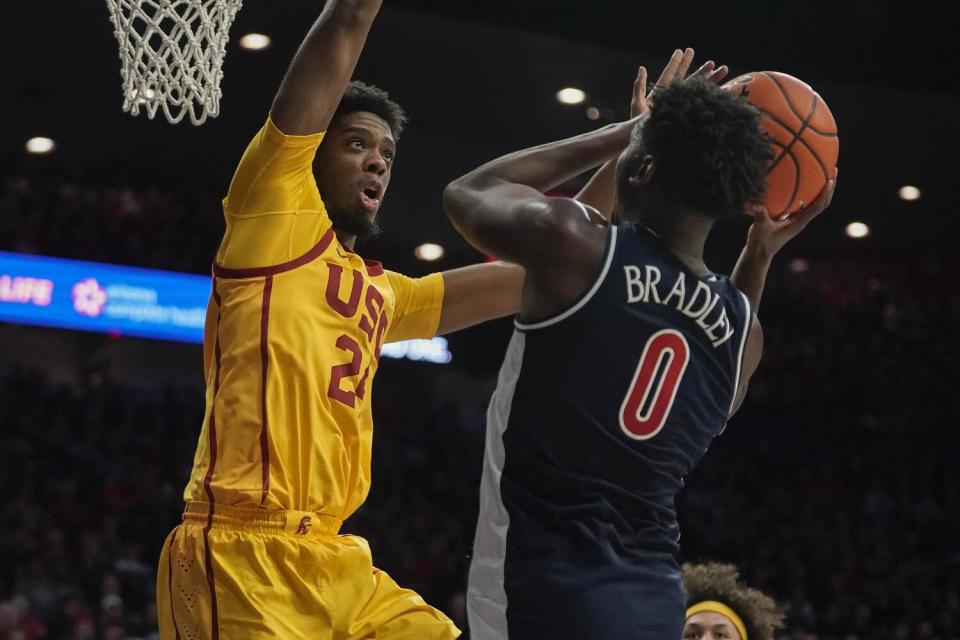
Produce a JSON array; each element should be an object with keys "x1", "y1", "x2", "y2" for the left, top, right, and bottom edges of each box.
[{"x1": 628, "y1": 155, "x2": 656, "y2": 188}]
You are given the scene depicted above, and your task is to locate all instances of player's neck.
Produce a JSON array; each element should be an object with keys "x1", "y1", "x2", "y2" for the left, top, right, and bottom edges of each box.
[
  {"x1": 644, "y1": 213, "x2": 713, "y2": 276},
  {"x1": 336, "y1": 230, "x2": 358, "y2": 252}
]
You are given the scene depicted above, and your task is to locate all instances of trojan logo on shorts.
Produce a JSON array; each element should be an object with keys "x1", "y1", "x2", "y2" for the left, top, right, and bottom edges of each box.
[{"x1": 295, "y1": 516, "x2": 313, "y2": 535}]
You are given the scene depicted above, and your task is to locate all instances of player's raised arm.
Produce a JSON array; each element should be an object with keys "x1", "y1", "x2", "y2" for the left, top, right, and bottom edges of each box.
[
  {"x1": 271, "y1": 0, "x2": 383, "y2": 135},
  {"x1": 728, "y1": 174, "x2": 837, "y2": 415},
  {"x1": 443, "y1": 119, "x2": 638, "y2": 270},
  {"x1": 732, "y1": 174, "x2": 837, "y2": 313}
]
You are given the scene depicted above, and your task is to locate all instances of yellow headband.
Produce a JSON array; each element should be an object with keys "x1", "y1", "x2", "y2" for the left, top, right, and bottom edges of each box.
[{"x1": 686, "y1": 600, "x2": 748, "y2": 640}]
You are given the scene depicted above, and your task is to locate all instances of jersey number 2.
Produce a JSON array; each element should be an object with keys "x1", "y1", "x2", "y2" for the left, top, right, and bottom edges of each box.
[{"x1": 619, "y1": 329, "x2": 690, "y2": 440}]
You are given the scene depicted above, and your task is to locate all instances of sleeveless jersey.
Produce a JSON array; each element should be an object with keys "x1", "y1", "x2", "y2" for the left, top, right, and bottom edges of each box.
[{"x1": 468, "y1": 221, "x2": 752, "y2": 639}]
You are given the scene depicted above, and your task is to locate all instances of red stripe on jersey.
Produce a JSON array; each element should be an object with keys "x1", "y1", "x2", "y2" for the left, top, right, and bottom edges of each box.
[
  {"x1": 202, "y1": 283, "x2": 223, "y2": 639},
  {"x1": 212, "y1": 228, "x2": 335, "y2": 279},
  {"x1": 258, "y1": 276, "x2": 274, "y2": 507}
]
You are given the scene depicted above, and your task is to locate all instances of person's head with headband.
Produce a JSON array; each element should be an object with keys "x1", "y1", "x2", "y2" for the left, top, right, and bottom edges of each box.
[{"x1": 682, "y1": 563, "x2": 784, "y2": 640}]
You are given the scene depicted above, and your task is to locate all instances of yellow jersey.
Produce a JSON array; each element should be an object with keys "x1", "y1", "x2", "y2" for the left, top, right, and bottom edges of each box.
[{"x1": 183, "y1": 117, "x2": 444, "y2": 520}]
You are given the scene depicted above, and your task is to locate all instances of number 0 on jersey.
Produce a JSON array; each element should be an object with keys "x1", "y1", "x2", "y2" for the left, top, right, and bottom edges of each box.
[{"x1": 619, "y1": 329, "x2": 691, "y2": 440}]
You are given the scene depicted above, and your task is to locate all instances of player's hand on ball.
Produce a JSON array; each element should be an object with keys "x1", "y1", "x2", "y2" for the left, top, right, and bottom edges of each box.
[
  {"x1": 746, "y1": 169, "x2": 838, "y2": 259},
  {"x1": 686, "y1": 56, "x2": 730, "y2": 87}
]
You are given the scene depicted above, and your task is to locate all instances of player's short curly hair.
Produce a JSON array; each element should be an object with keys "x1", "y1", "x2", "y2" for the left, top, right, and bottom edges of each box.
[
  {"x1": 624, "y1": 78, "x2": 772, "y2": 219},
  {"x1": 683, "y1": 563, "x2": 784, "y2": 640},
  {"x1": 331, "y1": 81, "x2": 408, "y2": 140}
]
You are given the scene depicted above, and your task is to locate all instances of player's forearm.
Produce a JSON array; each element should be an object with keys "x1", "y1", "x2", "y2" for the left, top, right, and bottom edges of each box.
[
  {"x1": 731, "y1": 244, "x2": 773, "y2": 314},
  {"x1": 271, "y1": 0, "x2": 383, "y2": 134},
  {"x1": 437, "y1": 262, "x2": 525, "y2": 334},
  {"x1": 284, "y1": 0, "x2": 383, "y2": 77},
  {"x1": 315, "y1": 0, "x2": 383, "y2": 36},
  {"x1": 454, "y1": 120, "x2": 637, "y2": 196},
  {"x1": 300, "y1": 0, "x2": 382, "y2": 47},
  {"x1": 575, "y1": 160, "x2": 618, "y2": 221}
]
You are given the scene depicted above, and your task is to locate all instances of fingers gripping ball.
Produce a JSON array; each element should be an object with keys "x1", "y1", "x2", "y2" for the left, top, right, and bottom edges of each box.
[{"x1": 728, "y1": 72, "x2": 839, "y2": 219}]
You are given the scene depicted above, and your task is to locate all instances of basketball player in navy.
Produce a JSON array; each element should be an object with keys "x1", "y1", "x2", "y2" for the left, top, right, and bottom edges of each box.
[{"x1": 443, "y1": 53, "x2": 836, "y2": 638}]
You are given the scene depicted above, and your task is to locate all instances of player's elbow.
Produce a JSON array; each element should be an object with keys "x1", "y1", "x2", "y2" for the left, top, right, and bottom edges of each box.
[
  {"x1": 443, "y1": 173, "x2": 499, "y2": 221},
  {"x1": 442, "y1": 180, "x2": 473, "y2": 226}
]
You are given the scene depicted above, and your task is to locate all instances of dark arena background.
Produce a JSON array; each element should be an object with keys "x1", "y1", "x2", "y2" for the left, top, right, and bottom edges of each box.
[{"x1": 2, "y1": 1, "x2": 959, "y2": 638}]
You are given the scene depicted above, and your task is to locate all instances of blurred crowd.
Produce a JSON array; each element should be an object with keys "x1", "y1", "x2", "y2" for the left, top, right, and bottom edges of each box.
[
  {"x1": 1, "y1": 171, "x2": 958, "y2": 639},
  {"x1": 0, "y1": 173, "x2": 222, "y2": 274}
]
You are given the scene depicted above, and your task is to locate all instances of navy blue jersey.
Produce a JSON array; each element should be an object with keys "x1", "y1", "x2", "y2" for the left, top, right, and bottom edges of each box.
[{"x1": 468, "y1": 221, "x2": 752, "y2": 639}]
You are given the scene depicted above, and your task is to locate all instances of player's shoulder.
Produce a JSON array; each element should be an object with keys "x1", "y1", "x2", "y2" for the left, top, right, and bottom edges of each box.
[
  {"x1": 382, "y1": 268, "x2": 444, "y2": 292},
  {"x1": 264, "y1": 114, "x2": 327, "y2": 146},
  {"x1": 570, "y1": 200, "x2": 608, "y2": 226},
  {"x1": 238, "y1": 116, "x2": 325, "y2": 163},
  {"x1": 379, "y1": 268, "x2": 417, "y2": 303},
  {"x1": 533, "y1": 198, "x2": 611, "y2": 266}
]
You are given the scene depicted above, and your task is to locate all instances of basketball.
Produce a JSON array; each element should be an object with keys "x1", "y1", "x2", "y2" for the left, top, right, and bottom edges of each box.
[{"x1": 727, "y1": 71, "x2": 839, "y2": 219}]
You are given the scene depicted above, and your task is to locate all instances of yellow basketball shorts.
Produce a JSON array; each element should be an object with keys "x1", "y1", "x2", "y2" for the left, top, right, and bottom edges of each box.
[{"x1": 157, "y1": 502, "x2": 460, "y2": 639}]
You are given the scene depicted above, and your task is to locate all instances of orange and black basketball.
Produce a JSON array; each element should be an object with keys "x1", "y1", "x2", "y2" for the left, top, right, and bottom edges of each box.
[{"x1": 727, "y1": 71, "x2": 839, "y2": 219}]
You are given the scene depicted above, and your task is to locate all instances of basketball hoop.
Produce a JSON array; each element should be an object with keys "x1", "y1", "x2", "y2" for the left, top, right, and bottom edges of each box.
[{"x1": 106, "y1": 0, "x2": 244, "y2": 125}]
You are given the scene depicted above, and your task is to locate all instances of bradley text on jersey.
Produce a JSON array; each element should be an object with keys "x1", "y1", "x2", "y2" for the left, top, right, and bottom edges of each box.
[{"x1": 623, "y1": 265, "x2": 736, "y2": 348}]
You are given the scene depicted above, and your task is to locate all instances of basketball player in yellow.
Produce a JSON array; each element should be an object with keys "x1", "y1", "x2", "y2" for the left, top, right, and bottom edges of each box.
[
  {"x1": 682, "y1": 563, "x2": 784, "y2": 640},
  {"x1": 155, "y1": 1, "x2": 522, "y2": 638}
]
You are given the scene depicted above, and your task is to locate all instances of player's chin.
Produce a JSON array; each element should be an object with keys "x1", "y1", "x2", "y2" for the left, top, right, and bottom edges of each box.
[
  {"x1": 354, "y1": 217, "x2": 382, "y2": 241},
  {"x1": 330, "y1": 208, "x2": 382, "y2": 241},
  {"x1": 352, "y1": 204, "x2": 382, "y2": 231}
]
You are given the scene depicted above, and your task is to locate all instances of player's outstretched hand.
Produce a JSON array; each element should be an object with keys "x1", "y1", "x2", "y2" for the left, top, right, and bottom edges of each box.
[{"x1": 746, "y1": 169, "x2": 839, "y2": 259}]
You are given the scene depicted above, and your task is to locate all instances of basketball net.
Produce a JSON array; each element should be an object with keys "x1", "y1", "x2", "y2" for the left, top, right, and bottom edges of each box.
[{"x1": 106, "y1": 0, "x2": 244, "y2": 125}]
